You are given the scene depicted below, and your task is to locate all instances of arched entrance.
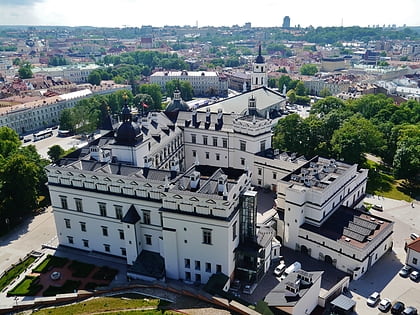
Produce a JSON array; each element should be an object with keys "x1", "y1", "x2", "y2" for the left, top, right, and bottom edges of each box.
[
  {"x1": 325, "y1": 255, "x2": 333, "y2": 265},
  {"x1": 301, "y1": 245, "x2": 309, "y2": 255}
]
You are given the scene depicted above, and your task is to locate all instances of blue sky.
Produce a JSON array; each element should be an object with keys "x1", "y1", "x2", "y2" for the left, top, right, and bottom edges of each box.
[{"x1": 0, "y1": 0, "x2": 419, "y2": 28}]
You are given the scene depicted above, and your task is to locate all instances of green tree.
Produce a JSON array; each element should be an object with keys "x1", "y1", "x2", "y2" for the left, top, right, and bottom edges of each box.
[
  {"x1": 393, "y1": 136, "x2": 420, "y2": 180},
  {"x1": 133, "y1": 93, "x2": 154, "y2": 112},
  {"x1": 319, "y1": 87, "x2": 332, "y2": 98},
  {"x1": 331, "y1": 115, "x2": 384, "y2": 164},
  {"x1": 295, "y1": 81, "x2": 307, "y2": 96},
  {"x1": 59, "y1": 109, "x2": 76, "y2": 133},
  {"x1": 300, "y1": 64, "x2": 318, "y2": 76},
  {"x1": 0, "y1": 154, "x2": 40, "y2": 218},
  {"x1": 278, "y1": 75, "x2": 292, "y2": 92},
  {"x1": 311, "y1": 97, "x2": 346, "y2": 117},
  {"x1": 0, "y1": 127, "x2": 21, "y2": 159},
  {"x1": 286, "y1": 89, "x2": 296, "y2": 104},
  {"x1": 88, "y1": 71, "x2": 101, "y2": 86},
  {"x1": 47, "y1": 145, "x2": 65, "y2": 164},
  {"x1": 18, "y1": 62, "x2": 33, "y2": 79},
  {"x1": 139, "y1": 84, "x2": 162, "y2": 110}
]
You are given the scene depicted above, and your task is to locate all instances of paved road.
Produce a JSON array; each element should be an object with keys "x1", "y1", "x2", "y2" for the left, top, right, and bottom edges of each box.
[
  {"x1": 349, "y1": 195, "x2": 420, "y2": 314},
  {"x1": 0, "y1": 206, "x2": 57, "y2": 275}
]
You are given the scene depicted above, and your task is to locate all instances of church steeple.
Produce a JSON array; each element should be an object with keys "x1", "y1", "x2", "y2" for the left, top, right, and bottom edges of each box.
[{"x1": 251, "y1": 44, "x2": 267, "y2": 90}]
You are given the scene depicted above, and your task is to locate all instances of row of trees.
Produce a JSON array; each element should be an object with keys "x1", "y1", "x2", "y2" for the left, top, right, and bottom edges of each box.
[
  {"x1": 0, "y1": 127, "x2": 49, "y2": 232},
  {"x1": 273, "y1": 95, "x2": 420, "y2": 180}
]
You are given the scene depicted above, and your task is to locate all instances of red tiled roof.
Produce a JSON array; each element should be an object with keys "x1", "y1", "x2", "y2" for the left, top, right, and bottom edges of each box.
[{"x1": 407, "y1": 238, "x2": 420, "y2": 252}]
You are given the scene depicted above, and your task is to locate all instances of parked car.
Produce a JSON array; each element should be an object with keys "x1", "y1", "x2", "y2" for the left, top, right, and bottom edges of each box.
[
  {"x1": 366, "y1": 291, "x2": 380, "y2": 307},
  {"x1": 378, "y1": 298, "x2": 392, "y2": 312},
  {"x1": 274, "y1": 261, "x2": 287, "y2": 277},
  {"x1": 403, "y1": 306, "x2": 418, "y2": 315},
  {"x1": 409, "y1": 270, "x2": 419, "y2": 281},
  {"x1": 372, "y1": 204, "x2": 384, "y2": 211},
  {"x1": 280, "y1": 261, "x2": 301, "y2": 281},
  {"x1": 399, "y1": 265, "x2": 412, "y2": 277},
  {"x1": 391, "y1": 301, "x2": 405, "y2": 314},
  {"x1": 410, "y1": 232, "x2": 419, "y2": 240}
]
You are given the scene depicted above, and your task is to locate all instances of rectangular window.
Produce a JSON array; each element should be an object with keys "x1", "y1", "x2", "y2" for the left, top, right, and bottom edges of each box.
[
  {"x1": 216, "y1": 153, "x2": 220, "y2": 161},
  {"x1": 233, "y1": 221, "x2": 237, "y2": 241},
  {"x1": 216, "y1": 264, "x2": 222, "y2": 273},
  {"x1": 60, "y1": 196, "x2": 68, "y2": 210},
  {"x1": 240, "y1": 140, "x2": 246, "y2": 151},
  {"x1": 82, "y1": 239, "x2": 89, "y2": 248},
  {"x1": 260, "y1": 140, "x2": 266, "y2": 152},
  {"x1": 145, "y1": 234, "x2": 152, "y2": 245},
  {"x1": 121, "y1": 248, "x2": 127, "y2": 256},
  {"x1": 104, "y1": 244, "x2": 110, "y2": 252},
  {"x1": 205, "y1": 152, "x2": 209, "y2": 159},
  {"x1": 192, "y1": 150, "x2": 197, "y2": 157},
  {"x1": 258, "y1": 179, "x2": 262, "y2": 186},
  {"x1": 273, "y1": 172, "x2": 277, "y2": 180},
  {"x1": 99, "y1": 203, "x2": 107, "y2": 217},
  {"x1": 102, "y1": 226, "x2": 108, "y2": 236},
  {"x1": 143, "y1": 210, "x2": 151, "y2": 225},
  {"x1": 115, "y1": 206, "x2": 123, "y2": 220},
  {"x1": 185, "y1": 271, "x2": 191, "y2": 281},
  {"x1": 258, "y1": 168, "x2": 262, "y2": 176},
  {"x1": 64, "y1": 218, "x2": 71, "y2": 229},
  {"x1": 240, "y1": 158, "x2": 245, "y2": 166},
  {"x1": 195, "y1": 260, "x2": 201, "y2": 270},
  {"x1": 80, "y1": 222, "x2": 86, "y2": 232},
  {"x1": 212, "y1": 137, "x2": 218, "y2": 146},
  {"x1": 222, "y1": 138, "x2": 228, "y2": 148},
  {"x1": 119, "y1": 229, "x2": 125, "y2": 240},
  {"x1": 67, "y1": 236, "x2": 74, "y2": 244},
  {"x1": 75, "y1": 198, "x2": 83, "y2": 212},
  {"x1": 203, "y1": 136, "x2": 208, "y2": 145},
  {"x1": 205, "y1": 262, "x2": 211, "y2": 273},
  {"x1": 185, "y1": 258, "x2": 190, "y2": 268},
  {"x1": 413, "y1": 257, "x2": 418, "y2": 265},
  {"x1": 191, "y1": 134, "x2": 196, "y2": 144},
  {"x1": 202, "y1": 229, "x2": 212, "y2": 245},
  {"x1": 195, "y1": 274, "x2": 201, "y2": 282}
]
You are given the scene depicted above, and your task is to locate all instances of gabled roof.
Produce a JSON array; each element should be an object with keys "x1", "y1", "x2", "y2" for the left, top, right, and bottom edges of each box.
[
  {"x1": 121, "y1": 205, "x2": 140, "y2": 224},
  {"x1": 407, "y1": 237, "x2": 420, "y2": 253}
]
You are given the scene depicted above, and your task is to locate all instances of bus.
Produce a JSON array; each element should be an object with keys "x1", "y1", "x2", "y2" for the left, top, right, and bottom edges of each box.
[{"x1": 33, "y1": 129, "x2": 53, "y2": 141}]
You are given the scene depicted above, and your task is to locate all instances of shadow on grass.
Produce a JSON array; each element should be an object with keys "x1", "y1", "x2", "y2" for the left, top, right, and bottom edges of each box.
[
  {"x1": 366, "y1": 169, "x2": 394, "y2": 194},
  {"x1": 397, "y1": 180, "x2": 420, "y2": 200}
]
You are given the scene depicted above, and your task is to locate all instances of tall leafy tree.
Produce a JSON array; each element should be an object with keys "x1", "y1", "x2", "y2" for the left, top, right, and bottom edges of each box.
[{"x1": 139, "y1": 84, "x2": 162, "y2": 110}]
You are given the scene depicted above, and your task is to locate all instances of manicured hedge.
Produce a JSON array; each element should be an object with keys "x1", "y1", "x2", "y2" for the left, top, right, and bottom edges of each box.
[
  {"x1": 33, "y1": 255, "x2": 69, "y2": 273},
  {"x1": 7, "y1": 276, "x2": 42, "y2": 296}
]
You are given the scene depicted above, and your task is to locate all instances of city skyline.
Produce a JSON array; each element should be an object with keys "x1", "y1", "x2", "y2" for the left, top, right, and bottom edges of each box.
[{"x1": 0, "y1": 0, "x2": 419, "y2": 29}]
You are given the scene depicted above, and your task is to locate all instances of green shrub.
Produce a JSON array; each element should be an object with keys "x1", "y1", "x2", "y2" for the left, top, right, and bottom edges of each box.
[
  {"x1": 43, "y1": 280, "x2": 81, "y2": 297},
  {"x1": 92, "y1": 266, "x2": 118, "y2": 281},
  {"x1": 33, "y1": 255, "x2": 69, "y2": 273},
  {"x1": 69, "y1": 261, "x2": 95, "y2": 278}
]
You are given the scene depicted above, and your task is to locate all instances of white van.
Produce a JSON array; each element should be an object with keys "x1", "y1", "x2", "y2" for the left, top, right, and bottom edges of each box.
[{"x1": 280, "y1": 261, "x2": 301, "y2": 280}]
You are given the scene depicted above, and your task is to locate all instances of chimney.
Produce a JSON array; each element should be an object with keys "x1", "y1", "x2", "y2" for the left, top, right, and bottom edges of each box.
[
  {"x1": 190, "y1": 171, "x2": 200, "y2": 192},
  {"x1": 248, "y1": 95, "x2": 256, "y2": 116},
  {"x1": 217, "y1": 174, "x2": 228, "y2": 196},
  {"x1": 217, "y1": 108, "x2": 223, "y2": 125},
  {"x1": 151, "y1": 112, "x2": 158, "y2": 124},
  {"x1": 170, "y1": 159, "x2": 179, "y2": 179},
  {"x1": 285, "y1": 280, "x2": 300, "y2": 297},
  {"x1": 192, "y1": 110, "x2": 197, "y2": 127},
  {"x1": 206, "y1": 107, "x2": 211, "y2": 123}
]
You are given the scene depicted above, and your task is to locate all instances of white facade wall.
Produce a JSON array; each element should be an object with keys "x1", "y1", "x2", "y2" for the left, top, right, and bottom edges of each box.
[
  {"x1": 297, "y1": 225, "x2": 393, "y2": 279},
  {"x1": 291, "y1": 274, "x2": 322, "y2": 315},
  {"x1": 406, "y1": 247, "x2": 420, "y2": 269}
]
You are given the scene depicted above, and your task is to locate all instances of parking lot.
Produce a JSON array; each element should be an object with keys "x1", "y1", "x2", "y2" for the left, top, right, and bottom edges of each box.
[{"x1": 348, "y1": 195, "x2": 420, "y2": 314}]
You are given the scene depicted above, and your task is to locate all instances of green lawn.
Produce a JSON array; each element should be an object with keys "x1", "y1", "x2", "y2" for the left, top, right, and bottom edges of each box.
[
  {"x1": 33, "y1": 255, "x2": 69, "y2": 273},
  {"x1": 0, "y1": 256, "x2": 36, "y2": 292},
  {"x1": 32, "y1": 296, "x2": 173, "y2": 315},
  {"x1": 7, "y1": 275, "x2": 42, "y2": 296},
  {"x1": 364, "y1": 160, "x2": 418, "y2": 201}
]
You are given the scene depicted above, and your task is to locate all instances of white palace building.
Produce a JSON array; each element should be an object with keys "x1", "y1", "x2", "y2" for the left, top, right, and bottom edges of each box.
[{"x1": 46, "y1": 50, "x2": 393, "y2": 286}]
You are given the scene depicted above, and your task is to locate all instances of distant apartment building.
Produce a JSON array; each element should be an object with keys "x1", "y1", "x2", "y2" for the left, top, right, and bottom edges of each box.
[
  {"x1": 0, "y1": 82, "x2": 129, "y2": 134},
  {"x1": 150, "y1": 70, "x2": 228, "y2": 97},
  {"x1": 225, "y1": 72, "x2": 251, "y2": 92},
  {"x1": 304, "y1": 77, "x2": 352, "y2": 96},
  {"x1": 32, "y1": 64, "x2": 101, "y2": 84}
]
